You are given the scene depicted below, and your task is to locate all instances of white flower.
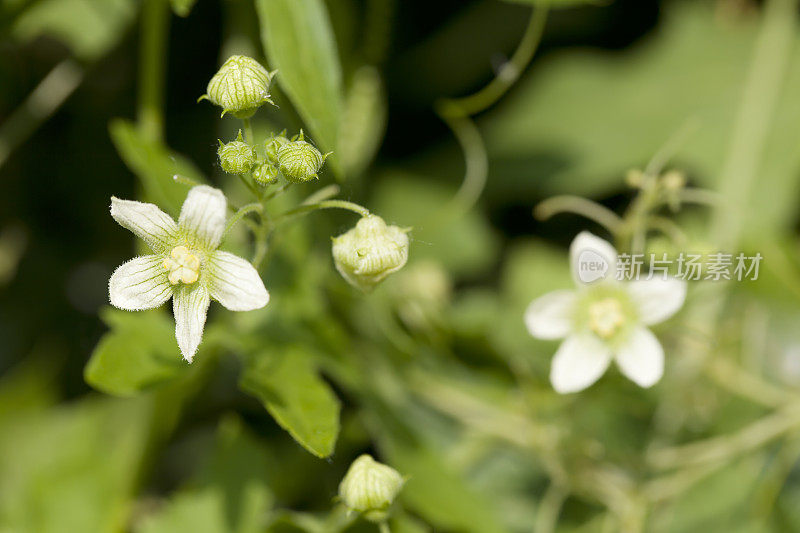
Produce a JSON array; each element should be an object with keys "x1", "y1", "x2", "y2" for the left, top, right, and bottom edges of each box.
[
  {"x1": 524, "y1": 232, "x2": 686, "y2": 393},
  {"x1": 108, "y1": 186, "x2": 269, "y2": 362}
]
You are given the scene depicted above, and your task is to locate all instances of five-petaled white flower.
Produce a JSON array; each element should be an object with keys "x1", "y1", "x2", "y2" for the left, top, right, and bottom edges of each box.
[
  {"x1": 108, "y1": 185, "x2": 269, "y2": 362},
  {"x1": 524, "y1": 232, "x2": 686, "y2": 393}
]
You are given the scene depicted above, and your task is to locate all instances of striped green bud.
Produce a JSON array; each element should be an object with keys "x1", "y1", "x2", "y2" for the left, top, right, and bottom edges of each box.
[
  {"x1": 200, "y1": 55, "x2": 276, "y2": 119},
  {"x1": 252, "y1": 161, "x2": 278, "y2": 185},
  {"x1": 217, "y1": 131, "x2": 255, "y2": 174},
  {"x1": 338, "y1": 455, "x2": 404, "y2": 522},
  {"x1": 277, "y1": 135, "x2": 328, "y2": 183},
  {"x1": 332, "y1": 215, "x2": 409, "y2": 292}
]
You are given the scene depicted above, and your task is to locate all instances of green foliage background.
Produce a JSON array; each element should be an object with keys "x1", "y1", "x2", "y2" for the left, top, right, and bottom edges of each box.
[{"x1": 3, "y1": 0, "x2": 800, "y2": 532}]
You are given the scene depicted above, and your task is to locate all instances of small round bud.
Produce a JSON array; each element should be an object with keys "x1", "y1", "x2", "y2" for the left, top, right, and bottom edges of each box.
[
  {"x1": 661, "y1": 169, "x2": 687, "y2": 191},
  {"x1": 625, "y1": 168, "x2": 644, "y2": 188},
  {"x1": 217, "y1": 131, "x2": 255, "y2": 174},
  {"x1": 277, "y1": 138, "x2": 328, "y2": 183},
  {"x1": 264, "y1": 132, "x2": 289, "y2": 164},
  {"x1": 338, "y1": 454, "x2": 404, "y2": 522},
  {"x1": 200, "y1": 55, "x2": 276, "y2": 119},
  {"x1": 252, "y1": 162, "x2": 278, "y2": 185},
  {"x1": 332, "y1": 215, "x2": 409, "y2": 292}
]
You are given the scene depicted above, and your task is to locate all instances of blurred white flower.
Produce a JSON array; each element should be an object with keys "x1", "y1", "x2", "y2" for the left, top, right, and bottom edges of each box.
[
  {"x1": 108, "y1": 186, "x2": 269, "y2": 362},
  {"x1": 525, "y1": 232, "x2": 686, "y2": 393}
]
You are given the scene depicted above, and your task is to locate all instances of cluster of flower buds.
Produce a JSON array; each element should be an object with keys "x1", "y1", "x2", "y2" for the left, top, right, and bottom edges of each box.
[
  {"x1": 338, "y1": 454, "x2": 404, "y2": 522},
  {"x1": 202, "y1": 55, "x2": 409, "y2": 292}
]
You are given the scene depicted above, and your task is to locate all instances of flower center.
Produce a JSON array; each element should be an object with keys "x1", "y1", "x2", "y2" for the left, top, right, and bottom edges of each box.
[
  {"x1": 163, "y1": 245, "x2": 201, "y2": 285},
  {"x1": 588, "y1": 297, "x2": 626, "y2": 339}
]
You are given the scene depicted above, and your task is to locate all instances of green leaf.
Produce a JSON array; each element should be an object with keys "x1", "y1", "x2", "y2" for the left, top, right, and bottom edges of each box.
[
  {"x1": 383, "y1": 440, "x2": 507, "y2": 533},
  {"x1": 481, "y1": 2, "x2": 800, "y2": 237},
  {"x1": 109, "y1": 119, "x2": 205, "y2": 216},
  {"x1": 13, "y1": 0, "x2": 136, "y2": 61},
  {"x1": 240, "y1": 347, "x2": 340, "y2": 458},
  {"x1": 255, "y1": 0, "x2": 342, "y2": 171},
  {"x1": 85, "y1": 308, "x2": 187, "y2": 397},
  {"x1": 169, "y1": 0, "x2": 196, "y2": 17},
  {"x1": 338, "y1": 66, "x2": 387, "y2": 178},
  {"x1": 0, "y1": 398, "x2": 150, "y2": 533}
]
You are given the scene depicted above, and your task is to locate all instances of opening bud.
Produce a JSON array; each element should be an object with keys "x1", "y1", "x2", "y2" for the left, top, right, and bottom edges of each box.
[
  {"x1": 338, "y1": 454, "x2": 404, "y2": 522},
  {"x1": 217, "y1": 131, "x2": 255, "y2": 174},
  {"x1": 200, "y1": 55, "x2": 276, "y2": 119},
  {"x1": 332, "y1": 215, "x2": 409, "y2": 292}
]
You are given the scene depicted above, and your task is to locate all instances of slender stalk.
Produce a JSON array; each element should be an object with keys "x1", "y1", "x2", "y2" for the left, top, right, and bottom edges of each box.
[
  {"x1": 242, "y1": 117, "x2": 254, "y2": 145},
  {"x1": 302, "y1": 184, "x2": 341, "y2": 205},
  {"x1": 534, "y1": 483, "x2": 568, "y2": 533},
  {"x1": 0, "y1": 59, "x2": 83, "y2": 169},
  {"x1": 535, "y1": 195, "x2": 624, "y2": 234},
  {"x1": 276, "y1": 199, "x2": 370, "y2": 222},
  {"x1": 432, "y1": 6, "x2": 548, "y2": 218},
  {"x1": 138, "y1": 0, "x2": 170, "y2": 142},
  {"x1": 223, "y1": 202, "x2": 263, "y2": 238},
  {"x1": 378, "y1": 521, "x2": 391, "y2": 533},
  {"x1": 444, "y1": 7, "x2": 549, "y2": 117}
]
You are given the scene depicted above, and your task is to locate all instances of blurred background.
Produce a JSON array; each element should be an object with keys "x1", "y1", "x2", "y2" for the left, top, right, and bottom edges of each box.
[{"x1": 3, "y1": 0, "x2": 800, "y2": 531}]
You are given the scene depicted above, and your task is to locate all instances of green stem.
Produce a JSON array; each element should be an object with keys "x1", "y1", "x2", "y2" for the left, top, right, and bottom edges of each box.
[
  {"x1": 223, "y1": 202, "x2": 263, "y2": 238},
  {"x1": 711, "y1": 0, "x2": 798, "y2": 248},
  {"x1": 263, "y1": 182, "x2": 293, "y2": 202},
  {"x1": 242, "y1": 117, "x2": 254, "y2": 145},
  {"x1": 138, "y1": 0, "x2": 170, "y2": 142},
  {"x1": 535, "y1": 195, "x2": 624, "y2": 235},
  {"x1": 443, "y1": 6, "x2": 548, "y2": 117},
  {"x1": 302, "y1": 184, "x2": 340, "y2": 205},
  {"x1": 276, "y1": 199, "x2": 370, "y2": 222},
  {"x1": 534, "y1": 483, "x2": 568, "y2": 533},
  {"x1": 378, "y1": 521, "x2": 391, "y2": 533},
  {"x1": 236, "y1": 172, "x2": 259, "y2": 197},
  {"x1": 172, "y1": 174, "x2": 201, "y2": 187},
  {"x1": 0, "y1": 59, "x2": 83, "y2": 169}
]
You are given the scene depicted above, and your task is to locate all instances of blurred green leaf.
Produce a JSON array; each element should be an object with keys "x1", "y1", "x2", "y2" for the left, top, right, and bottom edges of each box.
[
  {"x1": 137, "y1": 489, "x2": 230, "y2": 533},
  {"x1": 109, "y1": 119, "x2": 205, "y2": 216},
  {"x1": 240, "y1": 347, "x2": 341, "y2": 458},
  {"x1": 12, "y1": 0, "x2": 136, "y2": 61},
  {"x1": 482, "y1": 2, "x2": 800, "y2": 236},
  {"x1": 383, "y1": 440, "x2": 507, "y2": 533},
  {"x1": 372, "y1": 172, "x2": 499, "y2": 277},
  {"x1": 0, "y1": 398, "x2": 149, "y2": 533},
  {"x1": 338, "y1": 66, "x2": 387, "y2": 178},
  {"x1": 255, "y1": 0, "x2": 342, "y2": 171},
  {"x1": 170, "y1": 0, "x2": 196, "y2": 17},
  {"x1": 85, "y1": 308, "x2": 187, "y2": 397}
]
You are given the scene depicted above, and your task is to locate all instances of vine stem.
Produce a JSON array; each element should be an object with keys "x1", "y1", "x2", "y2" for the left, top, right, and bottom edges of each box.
[
  {"x1": 138, "y1": 0, "x2": 170, "y2": 142},
  {"x1": 223, "y1": 202, "x2": 263, "y2": 238},
  {"x1": 432, "y1": 6, "x2": 548, "y2": 219},
  {"x1": 276, "y1": 199, "x2": 370, "y2": 222},
  {"x1": 0, "y1": 59, "x2": 83, "y2": 169},
  {"x1": 535, "y1": 195, "x2": 624, "y2": 234},
  {"x1": 378, "y1": 521, "x2": 391, "y2": 533}
]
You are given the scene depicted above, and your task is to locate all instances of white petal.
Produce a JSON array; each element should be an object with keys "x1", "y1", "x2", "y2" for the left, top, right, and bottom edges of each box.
[
  {"x1": 625, "y1": 277, "x2": 687, "y2": 325},
  {"x1": 524, "y1": 290, "x2": 576, "y2": 340},
  {"x1": 173, "y1": 286, "x2": 210, "y2": 362},
  {"x1": 615, "y1": 326, "x2": 664, "y2": 388},
  {"x1": 569, "y1": 231, "x2": 617, "y2": 286},
  {"x1": 109, "y1": 255, "x2": 172, "y2": 311},
  {"x1": 550, "y1": 333, "x2": 612, "y2": 394},
  {"x1": 178, "y1": 186, "x2": 227, "y2": 250},
  {"x1": 110, "y1": 197, "x2": 179, "y2": 252},
  {"x1": 208, "y1": 251, "x2": 269, "y2": 311}
]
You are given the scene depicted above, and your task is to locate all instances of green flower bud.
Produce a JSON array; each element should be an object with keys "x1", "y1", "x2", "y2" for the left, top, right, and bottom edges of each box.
[
  {"x1": 338, "y1": 455, "x2": 404, "y2": 522},
  {"x1": 252, "y1": 161, "x2": 278, "y2": 185},
  {"x1": 264, "y1": 132, "x2": 289, "y2": 164},
  {"x1": 217, "y1": 131, "x2": 255, "y2": 174},
  {"x1": 199, "y1": 55, "x2": 276, "y2": 119},
  {"x1": 277, "y1": 134, "x2": 328, "y2": 183},
  {"x1": 332, "y1": 215, "x2": 409, "y2": 292}
]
